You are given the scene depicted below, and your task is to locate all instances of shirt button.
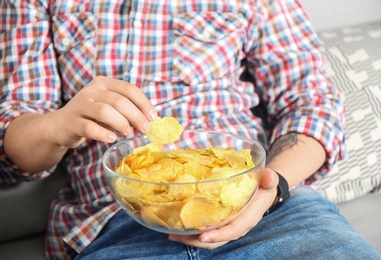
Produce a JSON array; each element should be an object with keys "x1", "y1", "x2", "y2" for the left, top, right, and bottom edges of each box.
[
  {"x1": 129, "y1": 67, "x2": 138, "y2": 74},
  {"x1": 62, "y1": 37, "x2": 71, "y2": 46},
  {"x1": 133, "y1": 20, "x2": 142, "y2": 28}
]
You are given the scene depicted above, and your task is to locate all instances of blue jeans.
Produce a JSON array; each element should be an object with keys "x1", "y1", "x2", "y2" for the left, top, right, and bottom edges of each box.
[{"x1": 75, "y1": 186, "x2": 381, "y2": 259}]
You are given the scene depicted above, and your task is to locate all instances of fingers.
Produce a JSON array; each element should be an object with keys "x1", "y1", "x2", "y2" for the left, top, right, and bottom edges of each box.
[
  {"x1": 76, "y1": 118, "x2": 118, "y2": 145},
  {"x1": 168, "y1": 234, "x2": 228, "y2": 250},
  {"x1": 168, "y1": 168, "x2": 280, "y2": 248},
  {"x1": 55, "y1": 76, "x2": 158, "y2": 148},
  {"x1": 194, "y1": 206, "x2": 259, "y2": 246},
  {"x1": 91, "y1": 76, "x2": 158, "y2": 126},
  {"x1": 84, "y1": 76, "x2": 157, "y2": 132}
]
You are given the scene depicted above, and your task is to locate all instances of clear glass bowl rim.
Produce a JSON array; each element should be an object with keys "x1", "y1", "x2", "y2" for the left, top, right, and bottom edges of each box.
[{"x1": 102, "y1": 129, "x2": 266, "y2": 185}]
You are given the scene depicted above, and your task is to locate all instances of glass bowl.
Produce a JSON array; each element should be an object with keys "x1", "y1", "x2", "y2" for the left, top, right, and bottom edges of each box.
[{"x1": 102, "y1": 129, "x2": 266, "y2": 235}]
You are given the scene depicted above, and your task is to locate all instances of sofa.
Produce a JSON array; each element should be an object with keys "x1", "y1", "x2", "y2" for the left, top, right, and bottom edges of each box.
[
  {"x1": 1, "y1": 0, "x2": 380, "y2": 259},
  {"x1": 301, "y1": 0, "x2": 381, "y2": 252}
]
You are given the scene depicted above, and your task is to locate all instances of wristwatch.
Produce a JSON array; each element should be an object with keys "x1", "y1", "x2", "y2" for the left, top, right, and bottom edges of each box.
[{"x1": 263, "y1": 172, "x2": 290, "y2": 216}]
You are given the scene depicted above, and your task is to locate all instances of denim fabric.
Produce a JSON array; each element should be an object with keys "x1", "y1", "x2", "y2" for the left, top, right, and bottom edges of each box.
[{"x1": 75, "y1": 186, "x2": 381, "y2": 260}]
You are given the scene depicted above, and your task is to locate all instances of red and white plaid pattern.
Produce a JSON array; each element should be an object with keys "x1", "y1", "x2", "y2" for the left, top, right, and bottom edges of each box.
[{"x1": 0, "y1": 0, "x2": 346, "y2": 258}]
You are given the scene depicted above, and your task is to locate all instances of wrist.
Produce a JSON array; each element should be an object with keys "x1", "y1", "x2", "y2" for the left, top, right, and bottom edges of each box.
[
  {"x1": 4, "y1": 112, "x2": 67, "y2": 172},
  {"x1": 43, "y1": 111, "x2": 65, "y2": 147}
]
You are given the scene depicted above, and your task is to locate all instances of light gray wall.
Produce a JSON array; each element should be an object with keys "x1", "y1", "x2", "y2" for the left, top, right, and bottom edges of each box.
[{"x1": 299, "y1": 0, "x2": 381, "y2": 31}]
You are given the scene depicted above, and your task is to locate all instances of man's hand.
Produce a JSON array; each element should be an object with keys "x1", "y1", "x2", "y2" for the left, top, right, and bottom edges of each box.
[
  {"x1": 168, "y1": 168, "x2": 278, "y2": 249},
  {"x1": 51, "y1": 76, "x2": 157, "y2": 148},
  {"x1": 4, "y1": 76, "x2": 157, "y2": 172}
]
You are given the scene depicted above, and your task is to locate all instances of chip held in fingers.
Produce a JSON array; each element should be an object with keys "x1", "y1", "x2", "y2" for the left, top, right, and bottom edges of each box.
[{"x1": 145, "y1": 116, "x2": 184, "y2": 144}]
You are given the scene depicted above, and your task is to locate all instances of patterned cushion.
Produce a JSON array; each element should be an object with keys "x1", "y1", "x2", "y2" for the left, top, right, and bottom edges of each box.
[{"x1": 314, "y1": 22, "x2": 381, "y2": 203}]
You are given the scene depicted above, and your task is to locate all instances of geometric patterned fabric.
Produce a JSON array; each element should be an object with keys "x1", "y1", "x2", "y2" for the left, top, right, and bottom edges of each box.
[{"x1": 315, "y1": 21, "x2": 381, "y2": 203}]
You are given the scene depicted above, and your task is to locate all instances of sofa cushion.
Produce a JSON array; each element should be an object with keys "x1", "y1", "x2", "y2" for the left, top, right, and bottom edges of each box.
[
  {"x1": 0, "y1": 165, "x2": 68, "y2": 243},
  {"x1": 338, "y1": 192, "x2": 381, "y2": 253},
  {"x1": 0, "y1": 233, "x2": 46, "y2": 260},
  {"x1": 314, "y1": 21, "x2": 381, "y2": 203}
]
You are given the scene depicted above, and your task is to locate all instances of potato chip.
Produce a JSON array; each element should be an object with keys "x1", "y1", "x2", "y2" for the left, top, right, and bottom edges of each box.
[
  {"x1": 182, "y1": 162, "x2": 211, "y2": 181},
  {"x1": 210, "y1": 147, "x2": 234, "y2": 158},
  {"x1": 220, "y1": 175, "x2": 257, "y2": 208},
  {"x1": 167, "y1": 174, "x2": 197, "y2": 199},
  {"x1": 156, "y1": 158, "x2": 184, "y2": 181},
  {"x1": 196, "y1": 180, "x2": 225, "y2": 199},
  {"x1": 211, "y1": 148, "x2": 253, "y2": 169},
  {"x1": 145, "y1": 116, "x2": 184, "y2": 144},
  {"x1": 134, "y1": 164, "x2": 163, "y2": 181},
  {"x1": 124, "y1": 154, "x2": 155, "y2": 170},
  {"x1": 151, "y1": 151, "x2": 169, "y2": 163},
  {"x1": 146, "y1": 201, "x2": 185, "y2": 230},
  {"x1": 180, "y1": 196, "x2": 231, "y2": 229},
  {"x1": 133, "y1": 143, "x2": 163, "y2": 156},
  {"x1": 114, "y1": 139, "x2": 258, "y2": 231},
  {"x1": 198, "y1": 155, "x2": 214, "y2": 166},
  {"x1": 240, "y1": 149, "x2": 255, "y2": 168},
  {"x1": 141, "y1": 207, "x2": 170, "y2": 228},
  {"x1": 113, "y1": 178, "x2": 153, "y2": 198},
  {"x1": 210, "y1": 166, "x2": 246, "y2": 179},
  {"x1": 116, "y1": 161, "x2": 132, "y2": 176},
  {"x1": 168, "y1": 149, "x2": 200, "y2": 163},
  {"x1": 140, "y1": 193, "x2": 174, "y2": 204}
]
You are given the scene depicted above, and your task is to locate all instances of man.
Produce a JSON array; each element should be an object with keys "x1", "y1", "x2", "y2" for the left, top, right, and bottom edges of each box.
[{"x1": 1, "y1": 0, "x2": 380, "y2": 259}]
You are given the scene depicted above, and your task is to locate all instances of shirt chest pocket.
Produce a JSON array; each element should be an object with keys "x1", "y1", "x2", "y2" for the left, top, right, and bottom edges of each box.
[
  {"x1": 173, "y1": 12, "x2": 246, "y2": 86},
  {"x1": 51, "y1": 12, "x2": 98, "y2": 96}
]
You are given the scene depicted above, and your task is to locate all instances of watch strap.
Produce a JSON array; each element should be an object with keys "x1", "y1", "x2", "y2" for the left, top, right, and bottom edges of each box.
[{"x1": 263, "y1": 172, "x2": 290, "y2": 216}]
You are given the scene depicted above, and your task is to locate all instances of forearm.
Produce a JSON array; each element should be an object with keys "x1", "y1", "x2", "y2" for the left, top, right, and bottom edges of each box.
[
  {"x1": 3, "y1": 113, "x2": 68, "y2": 173},
  {"x1": 266, "y1": 133, "x2": 326, "y2": 188}
]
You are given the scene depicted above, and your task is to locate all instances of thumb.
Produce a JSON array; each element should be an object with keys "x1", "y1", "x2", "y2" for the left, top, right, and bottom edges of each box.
[{"x1": 260, "y1": 168, "x2": 279, "y2": 190}]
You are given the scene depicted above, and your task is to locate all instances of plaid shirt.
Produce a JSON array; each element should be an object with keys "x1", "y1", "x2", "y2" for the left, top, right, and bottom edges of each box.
[{"x1": 0, "y1": 0, "x2": 345, "y2": 259}]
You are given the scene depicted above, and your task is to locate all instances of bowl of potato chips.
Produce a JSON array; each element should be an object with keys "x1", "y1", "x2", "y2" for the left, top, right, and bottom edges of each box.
[{"x1": 103, "y1": 118, "x2": 265, "y2": 235}]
